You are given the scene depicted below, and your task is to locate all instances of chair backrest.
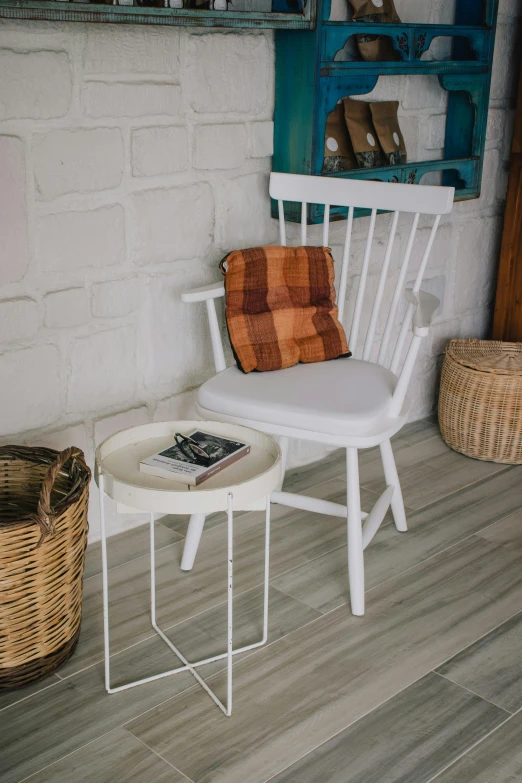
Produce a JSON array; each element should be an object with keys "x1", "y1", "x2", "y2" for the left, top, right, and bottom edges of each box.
[{"x1": 269, "y1": 173, "x2": 454, "y2": 373}]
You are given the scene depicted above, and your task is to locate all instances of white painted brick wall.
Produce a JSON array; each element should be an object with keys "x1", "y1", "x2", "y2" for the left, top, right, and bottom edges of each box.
[
  {"x1": 130, "y1": 183, "x2": 214, "y2": 265},
  {"x1": 0, "y1": 346, "x2": 61, "y2": 435},
  {"x1": 0, "y1": 49, "x2": 71, "y2": 120},
  {"x1": 491, "y1": 21, "x2": 520, "y2": 101},
  {"x1": 36, "y1": 205, "x2": 125, "y2": 271},
  {"x1": 451, "y1": 216, "x2": 503, "y2": 313},
  {"x1": 221, "y1": 172, "x2": 278, "y2": 248},
  {"x1": 92, "y1": 278, "x2": 141, "y2": 318},
  {"x1": 94, "y1": 406, "x2": 149, "y2": 446},
  {"x1": 0, "y1": 136, "x2": 29, "y2": 285},
  {"x1": 83, "y1": 25, "x2": 179, "y2": 75},
  {"x1": 487, "y1": 109, "x2": 506, "y2": 144},
  {"x1": 0, "y1": 10, "x2": 518, "y2": 542},
  {"x1": 82, "y1": 82, "x2": 182, "y2": 119},
  {"x1": 251, "y1": 121, "x2": 274, "y2": 158},
  {"x1": 139, "y1": 264, "x2": 216, "y2": 397},
  {"x1": 185, "y1": 34, "x2": 271, "y2": 114},
  {"x1": 0, "y1": 298, "x2": 39, "y2": 342},
  {"x1": 67, "y1": 327, "x2": 137, "y2": 413},
  {"x1": 33, "y1": 129, "x2": 124, "y2": 200},
  {"x1": 403, "y1": 76, "x2": 448, "y2": 112},
  {"x1": 425, "y1": 115, "x2": 446, "y2": 150},
  {"x1": 194, "y1": 124, "x2": 247, "y2": 170},
  {"x1": 131, "y1": 126, "x2": 188, "y2": 177},
  {"x1": 153, "y1": 388, "x2": 198, "y2": 423},
  {"x1": 45, "y1": 288, "x2": 90, "y2": 329},
  {"x1": 28, "y1": 423, "x2": 91, "y2": 461}
]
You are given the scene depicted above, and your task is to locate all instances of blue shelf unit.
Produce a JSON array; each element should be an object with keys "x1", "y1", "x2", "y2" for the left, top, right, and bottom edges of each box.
[
  {"x1": 273, "y1": 0, "x2": 499, "y2": 222},
  {"x1": 0, "y1": 0, "x2": 316, "y2": 31}
]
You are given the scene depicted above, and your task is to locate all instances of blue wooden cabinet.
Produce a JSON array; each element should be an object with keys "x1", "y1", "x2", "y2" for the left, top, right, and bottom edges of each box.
[
  {"x1": 0, "y1": 0, "x2": 316, "y2": 30},
  {"x1": 274, "y1": 0, "x2": 499, "y2": 222}
]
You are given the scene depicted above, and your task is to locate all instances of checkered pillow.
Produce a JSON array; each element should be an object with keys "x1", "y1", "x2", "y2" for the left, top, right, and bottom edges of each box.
[{"x1": 221, "y1": 245, "x2": 350, "y2": 373}]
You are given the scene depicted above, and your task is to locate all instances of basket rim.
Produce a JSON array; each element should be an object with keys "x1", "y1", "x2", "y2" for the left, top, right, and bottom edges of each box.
[
  {"x1": 445, "y1": 339, "x2": 522, "y2": 376},
  {"x1": 0, "y1": 445, "x2": 91, "y2": 533}
]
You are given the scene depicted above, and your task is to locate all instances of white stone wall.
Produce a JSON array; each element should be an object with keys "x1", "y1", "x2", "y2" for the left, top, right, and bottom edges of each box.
[{"x1": 0, "y1": 1, "x2": 519, "y2": 542}]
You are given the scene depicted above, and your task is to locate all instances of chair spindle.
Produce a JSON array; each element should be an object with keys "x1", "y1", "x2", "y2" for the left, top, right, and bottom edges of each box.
[
  {"x1": 301, "y1": 202, "x2": 307, "y2": 245},
  {"x1": 337, "y1": 205, "x2": 354, "y2": 325},
  {"x1": 363, "y1": 211, "x2": 400, "y2": 362},
  {"x1": 349, "y1": 208, "x2": 377, "y2": 356},
  {"x1": 378, "y1": 212, "x2": 420, "y2": 368},
  {"x1": 322, "y1": 205, "x2": 330, "y2": 247},
  {"x1": 278, "y1": 200, "x2": 287, "y2": 247}
]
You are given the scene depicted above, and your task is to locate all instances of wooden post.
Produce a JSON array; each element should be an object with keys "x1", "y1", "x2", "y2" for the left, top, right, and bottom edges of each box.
[{"x1": 493, "y1": 58, "x2": 522, "y2": 341}]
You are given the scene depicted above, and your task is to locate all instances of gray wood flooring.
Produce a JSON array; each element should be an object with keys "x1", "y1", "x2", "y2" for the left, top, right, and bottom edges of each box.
[{"x1": 1, "y1": 418, "x2": 521, "y2": 783}]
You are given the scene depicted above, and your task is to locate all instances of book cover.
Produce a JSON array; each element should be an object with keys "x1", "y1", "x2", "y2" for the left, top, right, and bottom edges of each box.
[{"x1": 139, "y1": 430, "x2": 250, "y2": 487}]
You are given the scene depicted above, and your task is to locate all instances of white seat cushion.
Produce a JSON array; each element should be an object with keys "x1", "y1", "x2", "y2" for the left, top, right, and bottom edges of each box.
[{"x1": 198, "y1": 359, "x2": 398, "y2": 436}]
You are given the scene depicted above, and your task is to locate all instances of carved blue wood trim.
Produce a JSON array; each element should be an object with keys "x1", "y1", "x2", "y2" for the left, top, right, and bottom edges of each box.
[
  {"x1": 273, "y1": 0, "x2": 499, "y2": 222},
  {"x1": 321, "y1": 24, "x2": 490, "y2": 66}
]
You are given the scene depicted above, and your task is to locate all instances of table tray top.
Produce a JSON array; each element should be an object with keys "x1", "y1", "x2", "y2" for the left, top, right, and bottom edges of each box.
[{"x1": 96, "y1": 420, "x2": 282, "y2": 515}]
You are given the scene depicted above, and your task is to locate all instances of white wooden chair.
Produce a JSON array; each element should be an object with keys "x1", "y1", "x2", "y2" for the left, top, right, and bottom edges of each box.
[{"x1": 181, "y1": 172, "x2": 454, "y2": 616}]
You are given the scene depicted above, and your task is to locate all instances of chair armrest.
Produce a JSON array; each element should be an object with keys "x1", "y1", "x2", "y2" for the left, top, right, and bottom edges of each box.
[
  {"x1": 181, "y1": 281, "x2": 227, "y2": 372},
  {"x1": 181, "y1": 282, "x2": 225, "y2": 304},
  {"x1": 404, "y1": 290, "x2": 440, "y2": 337}
]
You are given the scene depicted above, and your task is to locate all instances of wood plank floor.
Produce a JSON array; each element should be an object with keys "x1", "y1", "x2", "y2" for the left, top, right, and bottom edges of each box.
[{"x1": 1, "y1": 418, "x2": 521, "y2": 783}]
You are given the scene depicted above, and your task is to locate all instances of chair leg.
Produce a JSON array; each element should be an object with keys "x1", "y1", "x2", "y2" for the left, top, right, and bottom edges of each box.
[
  {"x1": 276, "y1": 436, "x2": 290, "y2": 491},
  {"x1": 181, "y1": 513, "x2": 206, "y2": 571},
  {"x1": 346, "y1": 447, "x2": 365, "y2": 617},
  {"x1": 379, "y1": 439, "x2": 407, "y2": 533}
]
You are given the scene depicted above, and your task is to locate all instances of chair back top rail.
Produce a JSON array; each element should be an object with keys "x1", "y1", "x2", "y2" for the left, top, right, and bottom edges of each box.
[{"x1": 269, "y1": 172, "x2": 455, "y2": 216}]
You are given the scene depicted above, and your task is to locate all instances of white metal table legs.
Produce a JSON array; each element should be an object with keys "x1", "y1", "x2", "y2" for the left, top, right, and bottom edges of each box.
[{"x1": 98, "y1": 473, "x2": 271, "y2": 716}]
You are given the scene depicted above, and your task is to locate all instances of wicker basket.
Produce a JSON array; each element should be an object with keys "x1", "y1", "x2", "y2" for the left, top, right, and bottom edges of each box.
[
  {"x1": 0, "y1": 446, "x2": 90, "y2": 690},
  {"x1": 439, "y1": 339, "x2": 522, "y2": 465}
]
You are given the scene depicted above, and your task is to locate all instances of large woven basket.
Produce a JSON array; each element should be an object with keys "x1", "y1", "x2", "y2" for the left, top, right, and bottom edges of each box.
[
  {"x1": 439, "y1": 339, "x2": 522, "y2": 464},
  {"x1": 0, "y1": 446, "x2": 90, "y2": 690}
]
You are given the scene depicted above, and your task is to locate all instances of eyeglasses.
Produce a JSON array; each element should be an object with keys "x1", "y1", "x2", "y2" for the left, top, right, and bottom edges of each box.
[{"x1": 174, "y1": 433, "x2": 211, "y2": 466}]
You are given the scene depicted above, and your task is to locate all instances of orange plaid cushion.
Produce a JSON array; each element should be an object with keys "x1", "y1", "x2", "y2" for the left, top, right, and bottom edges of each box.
[{"x1": 221, "y1": 245, "x2": 350, "y2": 373}]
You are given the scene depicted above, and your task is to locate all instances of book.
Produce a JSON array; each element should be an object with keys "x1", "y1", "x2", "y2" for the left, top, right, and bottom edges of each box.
[{"x1": 139, "y1": 430, "x2": 251, "y2": 487}]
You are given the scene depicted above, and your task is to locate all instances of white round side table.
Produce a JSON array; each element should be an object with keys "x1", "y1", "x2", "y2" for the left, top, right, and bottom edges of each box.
[{"x1": 95, "y1": 420, "x2": 282, "y2": 717}]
